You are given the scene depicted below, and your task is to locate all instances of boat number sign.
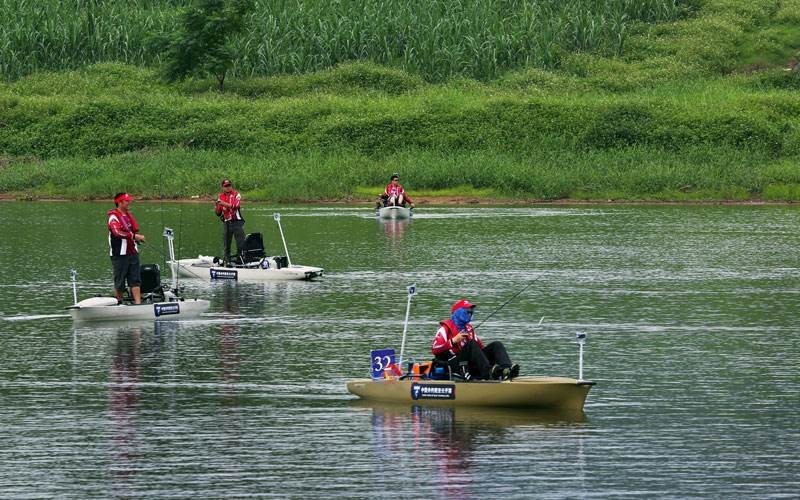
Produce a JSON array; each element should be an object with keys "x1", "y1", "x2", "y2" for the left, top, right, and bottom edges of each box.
[
  {"x1": 154, "y1": 303, "x2": 180, "y2": 317},
  {"x1": 370, "y1": 348, "x2": 395, "y2": 379},
  {"x1": 210, "y1": 269, "x2": 238, "y2": 280},
  {"x1": 411, "y1": 382, "x2": 455, "y2": 400}
]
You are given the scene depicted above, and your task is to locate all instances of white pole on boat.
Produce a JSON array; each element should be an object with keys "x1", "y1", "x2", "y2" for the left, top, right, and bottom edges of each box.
[
  {"x1": 70, "y1": 269, "x2": 78, "y2": 305},
  {"x1": 398, "y1": 284, "x2": 417, "y2": 369},
  {"x1": 163, "y1": 227, "x2": 178, "y2": 290},
  {"x1": 273, "y1": 213, "x2": 292, "y2": 267},
  {"x1": 576, "y1": 332, "x2": 587, "y2": 382}
]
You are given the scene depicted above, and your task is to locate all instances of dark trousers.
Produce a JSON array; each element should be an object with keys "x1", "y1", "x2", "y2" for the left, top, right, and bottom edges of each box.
[
  {"x1": 223, "y1": 220, "x2": 246, "y2": 260},
  {"x1": 438, "y1": 340, "x2": 512, "y2": 380}
]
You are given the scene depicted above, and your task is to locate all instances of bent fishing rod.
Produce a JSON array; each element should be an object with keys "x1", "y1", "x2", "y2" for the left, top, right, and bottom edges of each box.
[{"x1": 473, "y1": 273, "x2": 546, "y2": 329}]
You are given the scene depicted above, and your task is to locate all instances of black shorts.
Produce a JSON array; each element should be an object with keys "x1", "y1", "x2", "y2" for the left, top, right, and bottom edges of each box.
[{"x1": 112, "y1": 254, "x2": 141, "y2": 291}]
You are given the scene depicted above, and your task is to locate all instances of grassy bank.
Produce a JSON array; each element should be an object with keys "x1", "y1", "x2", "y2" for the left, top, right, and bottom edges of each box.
[{"x1": 0, "y1": 0, "x2": 799, "y2": 202}]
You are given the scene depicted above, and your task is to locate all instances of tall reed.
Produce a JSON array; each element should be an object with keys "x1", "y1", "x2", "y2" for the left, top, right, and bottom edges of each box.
[{"x1": 0, "y1": 0, "x2": 682, "y2": 80}]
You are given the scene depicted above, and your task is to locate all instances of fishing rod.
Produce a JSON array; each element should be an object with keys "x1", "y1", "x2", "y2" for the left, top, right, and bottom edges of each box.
[
  {"x1": 139, "y1": 228, "x2": 209, "y2": 282},
  {"x1": 473, "y1": 273, "x2": 545, "y2": 329}
]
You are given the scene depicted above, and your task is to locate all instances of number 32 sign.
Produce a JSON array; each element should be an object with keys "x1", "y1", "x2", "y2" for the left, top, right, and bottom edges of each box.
[{"x1": 370, "y1": 348, "x2": 396, "y2": 379}]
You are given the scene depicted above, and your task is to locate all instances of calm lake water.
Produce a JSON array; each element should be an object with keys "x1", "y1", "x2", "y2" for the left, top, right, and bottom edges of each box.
[{"x1": 1, "y1": 202, "x2": 798, "y2": 498}]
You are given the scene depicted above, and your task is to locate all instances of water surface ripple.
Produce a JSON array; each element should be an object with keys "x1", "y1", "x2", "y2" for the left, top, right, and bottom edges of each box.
[{"x1": 1, "y1": 203, "x2": 798, "y2": 498}]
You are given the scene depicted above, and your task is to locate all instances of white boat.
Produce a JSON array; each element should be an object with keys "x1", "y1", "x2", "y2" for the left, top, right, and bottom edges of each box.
[
  {"x1": 68, "y1": 228, "x2": 210, "y2": 322},
  {"x1": 68, "y1": 293, "x2": 210, "y2": 322},
  {"x1": 377, "y1": 205, "x2": 412, "y2": 219},
  {"x1": 170, "y1": 255, "x2": 323, "y2": 282},
  {"x1": 168, "y1": 213, "x2": 323, "y2": 282}
]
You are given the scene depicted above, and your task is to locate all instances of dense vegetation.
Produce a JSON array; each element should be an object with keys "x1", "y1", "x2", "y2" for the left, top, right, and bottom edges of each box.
[
  {"x1": 0, "y1": 0, "x2": 798, "y2": 202},
  {"x1": 1, "y1": 0, "x2": 685, "y2": 81}
]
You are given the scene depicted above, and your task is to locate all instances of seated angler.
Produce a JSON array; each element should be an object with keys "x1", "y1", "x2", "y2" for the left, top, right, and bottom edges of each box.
[
  {"x1": 376, "y1": 173, "x2": 416, "y2": 210},
  {"x1": 431, "y1": 299, "x2": 519, "y2": 381}
]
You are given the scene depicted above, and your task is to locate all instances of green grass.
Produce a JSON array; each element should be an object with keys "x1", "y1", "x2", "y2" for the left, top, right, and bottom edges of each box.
[{"x1": 0, "y1": 0, "x2": 799, "y2": 202}]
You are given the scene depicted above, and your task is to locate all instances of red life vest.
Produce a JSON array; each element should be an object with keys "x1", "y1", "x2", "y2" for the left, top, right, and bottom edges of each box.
[
  {"x1": 107, "y1": 208, "x2": 140, "y2": 256},
  {"x1": 431, "y1": 319, "x2": 483, "y2": 356}
]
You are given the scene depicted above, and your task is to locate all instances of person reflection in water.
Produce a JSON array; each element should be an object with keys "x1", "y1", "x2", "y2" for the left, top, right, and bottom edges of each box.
[
  {"x1": 431, "y1": 299, "x2": 520, "y2": 380},
  {"x1": 109, "y1": 329, "x2": 141, "y2": 495}
]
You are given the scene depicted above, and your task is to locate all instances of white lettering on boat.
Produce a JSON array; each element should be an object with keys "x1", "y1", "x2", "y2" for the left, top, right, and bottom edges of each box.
[{"x1": 411, "y1": 383, "x2": 456, "y2": 400}]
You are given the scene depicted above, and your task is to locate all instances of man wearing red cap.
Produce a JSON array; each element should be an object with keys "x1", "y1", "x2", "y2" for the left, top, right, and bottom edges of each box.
[
  {"x1": 431, "y1": 299, "x2": 519, "y2": 380},
  {"x1": 214, "y1": 179, "x2": 245, "y2": 264},
  {"x1": 108, "y1": 192, "x2": 146, "y2": 304}
]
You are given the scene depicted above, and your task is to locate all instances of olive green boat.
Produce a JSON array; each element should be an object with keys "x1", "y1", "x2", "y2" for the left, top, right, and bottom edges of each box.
[
  {"x1": 347, "y1": 285, "x2": 595, "y2": 411},
  {"x1": 346, "y1": 376, "x2": 594, "y2": 411}
]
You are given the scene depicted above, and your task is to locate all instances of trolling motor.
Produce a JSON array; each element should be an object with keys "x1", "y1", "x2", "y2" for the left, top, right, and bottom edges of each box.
[{"x1": 576, "y1": 332, "x2": 587, "y2": 382}]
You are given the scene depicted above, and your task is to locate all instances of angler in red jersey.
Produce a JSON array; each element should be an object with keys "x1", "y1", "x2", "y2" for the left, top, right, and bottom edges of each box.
[
  {"x1": 214, "y1": 178, "x2": 246, "y2": 263},
  {"x1": 431, "y1": 299, "x2": 520, "y2": 380},
  {"x1": 108, "y1": 192, "x2": 146, "y2": 304},
  {"x1": 375, "y1": 173, "x2": 416, "y2": 210}
]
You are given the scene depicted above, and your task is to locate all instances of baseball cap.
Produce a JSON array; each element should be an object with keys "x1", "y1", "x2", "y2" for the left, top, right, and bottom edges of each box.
[
  {"x1": 114, "y1": 193, "x2": 134, "y2": 204},
  {"x1": 450, "y1": 299, "x2": 476, "y2": 314}
]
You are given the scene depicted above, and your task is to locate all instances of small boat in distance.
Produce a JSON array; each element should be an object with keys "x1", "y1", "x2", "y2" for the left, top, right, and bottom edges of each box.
[
  {"x1": 377, "y1": 205, "x2": 412, "y2": 220},
  {"x1": 169, "y1": 213, "x2": 324, "y2": 282},
  {"x1": 68, "y1": 228, "x2": 210, "y2": 322}
]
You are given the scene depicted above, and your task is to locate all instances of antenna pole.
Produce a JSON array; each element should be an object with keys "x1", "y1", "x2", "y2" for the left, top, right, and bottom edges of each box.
[
  {"x1": 576, "y1": 332, "x2": 587, "y2": 381},
  {"x1": 163, "y1": 228, "x2": 177, "y2": 290},
  {"x1": 70, "y1": 269, "x2": 78, "y2": 305},
  {"x1": 273, "y1": 213, "x2": 292, "y2": 267},
  {"x1": 398, "y1": 284, "x2": 417, "y2": 368}
]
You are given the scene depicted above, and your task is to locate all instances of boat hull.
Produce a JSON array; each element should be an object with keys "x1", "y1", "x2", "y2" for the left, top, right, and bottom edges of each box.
[
  {"x1": 170, "y1": 258, "x2": 323, "y2": 282},
  {"x1": 378, "y1": 206, "x2": 412, "y2": 219},
  {"x1": 346, "y1": 376, "x2": 594, "y2": 411},
  {"x1": 69, "y1": 298, "x2": 210, "y2": 322}
]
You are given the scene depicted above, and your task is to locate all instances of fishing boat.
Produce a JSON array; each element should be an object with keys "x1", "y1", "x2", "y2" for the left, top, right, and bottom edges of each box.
[
  {"x1": 347, "y1": 376, "x2": 593, "y2": 411},
  {"x1": 346, "y1": 285, "x2": 595, "y2": 411},
  {"x1": 68, "y1": 228, "x2": 210, "y2": 322},
  {"x1": 169, "y1": 213, "x2": 323, "y2": 282},
  {"x1": 377, "y1": 205, "x2": 412, "y2": 220}
]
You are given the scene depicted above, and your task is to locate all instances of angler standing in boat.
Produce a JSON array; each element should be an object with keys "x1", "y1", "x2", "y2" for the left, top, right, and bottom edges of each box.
[
  {"x1": 215, "y1": 178, "x2": 246, "y2": 264},
  {"x1": 431, "y1": 299, "x2": 519, "y2": 380},
  {"x1": 376, "y1": 173, "x2": 416, "y2": 210},
  {"x1": 108, "y1": 192, "x2": 146, "y2": 304}
]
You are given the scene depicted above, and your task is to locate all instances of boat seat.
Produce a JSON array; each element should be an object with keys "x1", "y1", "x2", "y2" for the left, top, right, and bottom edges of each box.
[
  {"x1": 241, "y1": 233, "x2": 266, "y2": 263},
  {"x1": 139, "y1": 263, "x2": 165, "y2": 302}
]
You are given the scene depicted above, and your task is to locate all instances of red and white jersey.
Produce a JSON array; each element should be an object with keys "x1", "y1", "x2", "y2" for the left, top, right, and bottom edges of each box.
[
  {"x1": 383, "y1": 183, "x2": 413, "y2": 203},
  {"x1": 431, "y1": 319, "x2": 484, "y2": 356},
  {"x1": 217, "y1": 190, "x2": 243, "y2": 222},
  {"x1": 107, "y1": 208, "x2": 140, "y2": 256}
]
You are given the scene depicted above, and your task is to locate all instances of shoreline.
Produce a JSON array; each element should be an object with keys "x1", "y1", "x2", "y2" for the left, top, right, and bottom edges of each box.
[{"x1": 0, "y1": 193, "x2": 793, "y2": 206}]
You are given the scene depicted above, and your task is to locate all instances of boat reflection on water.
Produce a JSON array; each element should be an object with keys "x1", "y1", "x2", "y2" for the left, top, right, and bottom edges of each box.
[
  {"x1": 351, "y1": 400, "x2": 587, "y2": 497},
  {"x1": 351, "y1": 399, "x2": 587, "y2": 427},
  {"x1": 71, "y1": 321, "x2": 181, "y2": 497},
  {"x1": 378, "y1": 218, "x2": 411, "y2": 241}
]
